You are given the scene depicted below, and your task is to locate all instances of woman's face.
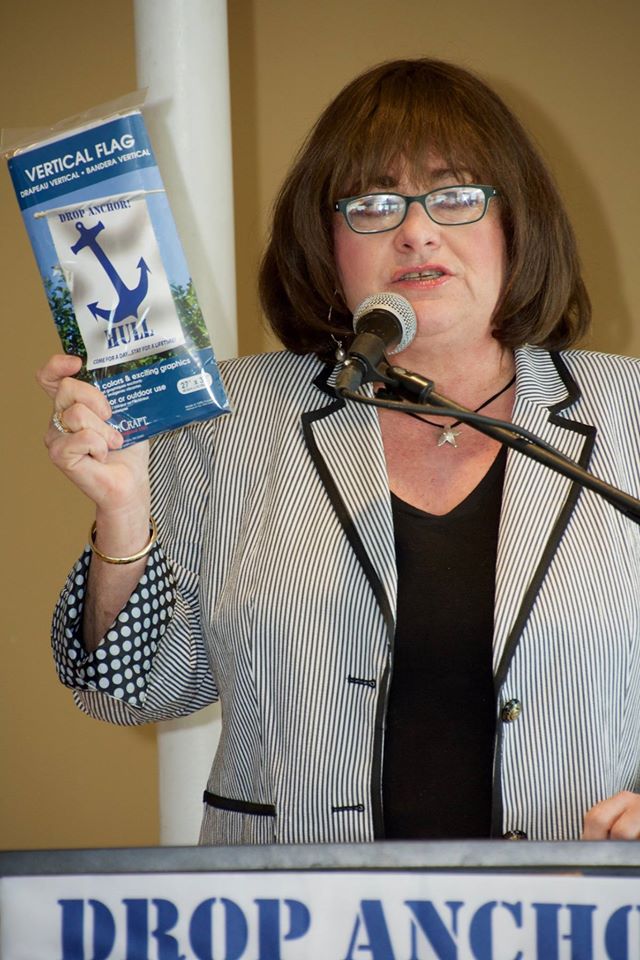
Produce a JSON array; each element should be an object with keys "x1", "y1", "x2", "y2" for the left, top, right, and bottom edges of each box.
[{"x1": 333, "y1": 160, "x2": 507, "y2": 354}]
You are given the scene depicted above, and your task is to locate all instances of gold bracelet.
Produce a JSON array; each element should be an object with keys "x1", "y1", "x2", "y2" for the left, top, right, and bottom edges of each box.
[{"x1": 89, "y1": 517, "x2": 158, "y2": 565}]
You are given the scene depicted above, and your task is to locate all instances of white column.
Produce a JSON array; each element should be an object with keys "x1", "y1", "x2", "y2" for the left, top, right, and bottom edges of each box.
[{"x1": 134, "y1": 0, "x2": 237, "y2": 844}]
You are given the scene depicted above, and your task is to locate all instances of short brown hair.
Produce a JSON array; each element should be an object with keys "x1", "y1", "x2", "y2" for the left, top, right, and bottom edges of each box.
[{"x1": 259, "y1": 58, "x2": 590, "y2": 360}]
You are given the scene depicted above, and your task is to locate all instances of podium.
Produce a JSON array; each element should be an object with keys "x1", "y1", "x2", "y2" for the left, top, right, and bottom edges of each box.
[{"x1": 2, "y1": 841, "x2": 639, "y2": 958}]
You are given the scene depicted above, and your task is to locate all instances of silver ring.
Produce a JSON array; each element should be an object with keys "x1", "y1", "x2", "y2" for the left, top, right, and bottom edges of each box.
[{"x1": 51, "y1": 410, "x2": 71, "y2": 434}]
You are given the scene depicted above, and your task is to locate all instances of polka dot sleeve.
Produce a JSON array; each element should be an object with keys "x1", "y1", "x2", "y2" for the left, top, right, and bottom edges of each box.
[{"x1": 51, "y1": 544, "x2": 176, "y2": 709}]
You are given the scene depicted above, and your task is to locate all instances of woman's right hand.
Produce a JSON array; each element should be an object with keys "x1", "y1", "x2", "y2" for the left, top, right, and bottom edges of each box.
[
  {"x1": 39, "y1": 355, "x2": 156, "y2": 648},
  {"x1": 37, "y1": 353, "x2": 150, "y2": 520}
]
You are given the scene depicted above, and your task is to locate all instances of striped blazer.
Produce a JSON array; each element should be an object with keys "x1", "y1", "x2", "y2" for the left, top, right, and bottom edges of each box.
[{"x1": 54, "y1": 344, "x2": 640, "y2": 843}]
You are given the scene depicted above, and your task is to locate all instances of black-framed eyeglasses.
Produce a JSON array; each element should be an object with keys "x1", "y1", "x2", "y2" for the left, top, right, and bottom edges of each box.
[{"x1": 334, "y1": 184, "x2": 498, "y2": 234}]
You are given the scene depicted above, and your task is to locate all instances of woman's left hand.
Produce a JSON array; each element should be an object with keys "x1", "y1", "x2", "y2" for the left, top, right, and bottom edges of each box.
[{"x1": 582, "y1": 791, "x2": 640, "y2": 839}]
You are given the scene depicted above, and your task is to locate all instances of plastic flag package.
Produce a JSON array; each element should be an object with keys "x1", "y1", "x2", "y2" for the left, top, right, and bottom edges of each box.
[{"x1": 3, "y1": 94, "x2": 230, "y2": 445}]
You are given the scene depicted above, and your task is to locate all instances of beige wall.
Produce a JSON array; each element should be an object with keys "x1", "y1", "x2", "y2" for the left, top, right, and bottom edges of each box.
[
  {"x1": 1, "y1": 0, "x2": 637, "y2": 850},
  {"x1": 0, "y1": 0, "x2": 159, "y2": 850}
]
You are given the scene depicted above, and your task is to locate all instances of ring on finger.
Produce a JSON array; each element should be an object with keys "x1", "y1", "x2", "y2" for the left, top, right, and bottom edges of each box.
[{"x1": 51, "y1": 409, "x2": 71, "y2": 434}]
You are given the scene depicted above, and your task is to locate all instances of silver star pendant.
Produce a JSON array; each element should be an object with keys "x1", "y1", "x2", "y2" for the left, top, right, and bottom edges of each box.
[{"x1": 437, "y1": 426, "x2": 461, "y2": 448}]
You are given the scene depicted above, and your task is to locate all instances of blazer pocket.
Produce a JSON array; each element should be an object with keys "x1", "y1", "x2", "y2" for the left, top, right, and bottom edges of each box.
[
  {"x1": 203, "y1": 790, "x2": 276, "y2": 817},
  {"x1": 200, "y1": 791, "x2": 277, "y2": 845}
]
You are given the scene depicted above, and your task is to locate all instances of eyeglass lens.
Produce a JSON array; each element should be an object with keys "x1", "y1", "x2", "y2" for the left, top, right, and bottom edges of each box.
[{"x1": 345, "y1": 186, "x2": 489, "y2": 232}]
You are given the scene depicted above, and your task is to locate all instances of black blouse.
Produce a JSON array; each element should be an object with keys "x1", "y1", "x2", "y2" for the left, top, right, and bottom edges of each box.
[{"x1": 383, "y1": 446, "x2": 507, "y2": 838}]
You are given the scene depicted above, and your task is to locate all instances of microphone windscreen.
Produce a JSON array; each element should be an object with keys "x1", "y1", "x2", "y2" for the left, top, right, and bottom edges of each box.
[{"x1": 352, "y1": 293, "x2": 416, "y2": 354}]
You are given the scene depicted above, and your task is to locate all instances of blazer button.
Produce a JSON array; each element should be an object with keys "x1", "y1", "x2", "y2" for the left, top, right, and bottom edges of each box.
[
  {"x1": 502, "y1": 829, "x2": 528, "y2": 840},
  {"x1": 501, "y1": 698, "x2": 522, "y2": 722}
]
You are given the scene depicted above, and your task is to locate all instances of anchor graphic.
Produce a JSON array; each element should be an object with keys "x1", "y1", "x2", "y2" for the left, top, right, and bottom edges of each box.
[{"x1": 70, "y1": 220, "x2": 151, "y2": 324}]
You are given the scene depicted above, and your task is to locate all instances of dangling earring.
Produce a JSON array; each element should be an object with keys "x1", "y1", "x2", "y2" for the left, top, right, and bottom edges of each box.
[
  {"x1": 331, "y1": 333, "x2": 346, "y2": 363},
  {"x1": 328, "y1": 293, "x2": 346, "y2": 363}
]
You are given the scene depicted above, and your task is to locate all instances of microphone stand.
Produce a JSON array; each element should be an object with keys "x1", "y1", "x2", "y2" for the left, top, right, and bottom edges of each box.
[{"x1": 336, "y1": 358, "x2": 640, "y2": 525}]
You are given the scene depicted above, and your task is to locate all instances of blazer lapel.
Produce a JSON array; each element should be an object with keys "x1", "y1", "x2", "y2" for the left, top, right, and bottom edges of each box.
[
  {"x1": 493, "y1": 348, "x2": 597, "y2": 685},
  {"x1": 301, "y1": 365, "x2": 397, "y2": 637}
]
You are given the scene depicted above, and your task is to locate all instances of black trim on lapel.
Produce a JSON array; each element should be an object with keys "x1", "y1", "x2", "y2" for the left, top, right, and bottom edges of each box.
[
  {"x1": 490, "y1": 351, "x2": 597, "y2": 836},
  {"x1": 494, "y1": 352, "x2": 596, "y2": 690},
  {"x1": 303, "y1": 362, "x2": 393, "y2": 840},
  {"x1": 312, "y1": 361, "x2": 340, "y2": 398}
]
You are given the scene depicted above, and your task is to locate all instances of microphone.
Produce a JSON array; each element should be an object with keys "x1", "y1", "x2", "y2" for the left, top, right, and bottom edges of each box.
[{"x1": 335, "y1": 292, "x2": 417, "y2": 393}]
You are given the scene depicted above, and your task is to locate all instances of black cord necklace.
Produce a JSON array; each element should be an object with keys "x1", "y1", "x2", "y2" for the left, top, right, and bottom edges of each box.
[{"x1": 386, "y1": 373, "x2": 516, "y2": 448}]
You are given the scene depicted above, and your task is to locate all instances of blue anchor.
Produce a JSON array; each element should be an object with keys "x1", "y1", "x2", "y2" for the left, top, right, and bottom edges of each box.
[{"x1": 70, "y1": 220, "x2": 151, "y2": 323}]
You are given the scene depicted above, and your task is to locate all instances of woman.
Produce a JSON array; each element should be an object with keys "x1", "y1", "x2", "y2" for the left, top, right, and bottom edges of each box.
[{"x1": 40, "y1": 59, "x2": 640, "y2": 843}]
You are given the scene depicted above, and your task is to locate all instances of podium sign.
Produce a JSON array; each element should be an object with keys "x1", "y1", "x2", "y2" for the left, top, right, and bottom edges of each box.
[{"x1": 1, "y1": 842, "x2": 639, "y2": 959}]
